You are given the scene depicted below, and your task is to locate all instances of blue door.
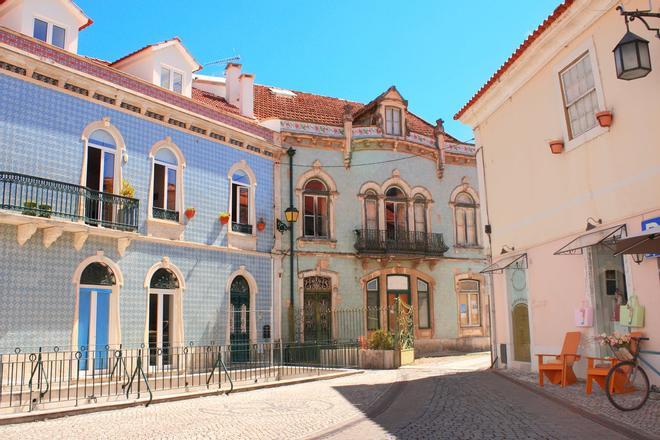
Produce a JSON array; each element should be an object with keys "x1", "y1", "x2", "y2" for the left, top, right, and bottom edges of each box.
[{"x1": 78, "y1": 288, "x2": 111, "y2": 370}]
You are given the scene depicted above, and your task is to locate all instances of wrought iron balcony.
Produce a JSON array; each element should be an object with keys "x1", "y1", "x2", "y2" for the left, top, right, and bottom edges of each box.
[
  {"x1": 231, "y1": 222, "x2": 253, "y2": 234},
  {"x1": 354, "y1": 229, "x2": 449, "y2": 256},
  {"x1": 0, "y1": 171, "x2": 140, "y2": 231},
  {"x1": 152, "y1": 207, "x2": 180, "y2": 222}
]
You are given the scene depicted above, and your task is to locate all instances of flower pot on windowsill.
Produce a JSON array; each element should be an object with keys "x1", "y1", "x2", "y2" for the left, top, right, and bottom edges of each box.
[
  {"x1": 184, "y1": 208, "x2": 196, "y2": 220},
  {"x1": 595, "y1": 110, "x2": 613, "y2": 128},
  {"x1": 219, "y1": 213, "x2": 230, "y2": 225},
  {"x1": 257, "y1": 218, "x2": 266, "y2": 231},
  {"x1": 548, "y1": 139, "x2": 564, "y2": 154}
]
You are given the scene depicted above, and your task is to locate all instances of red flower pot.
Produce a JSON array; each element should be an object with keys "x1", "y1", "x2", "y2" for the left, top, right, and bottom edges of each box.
[
  {"x1": 549, "y1": 139, "x2": 564, "y2": 154},
  {"x1": 257, "y1": 219, "x2": 266, "y2": 231},
  {"x1": 219, "y1": 214, "x2": 230, "y2": 225},
  {"x1": 595, "y1": 110, "x2": 613, "y2": 128},
  {"x1": 184, "y1": 208, "x2": 196, "y2": 220}
]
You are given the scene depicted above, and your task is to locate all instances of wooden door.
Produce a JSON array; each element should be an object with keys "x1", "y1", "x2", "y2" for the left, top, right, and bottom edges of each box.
[{"x1": 512, "y1": 303, "x2": 531, "y2": 362}]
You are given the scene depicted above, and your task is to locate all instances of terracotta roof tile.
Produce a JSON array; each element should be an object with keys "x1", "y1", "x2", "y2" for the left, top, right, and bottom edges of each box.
[
  {"x1": 191, "y1": 87, "x2": 241, "y2": 115},
  {"x1": 454, "y1": 0, "x2": 574, "y2": 120}
]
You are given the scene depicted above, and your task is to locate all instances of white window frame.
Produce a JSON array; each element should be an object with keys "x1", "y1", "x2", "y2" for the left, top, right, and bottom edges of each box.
[
  {"x1": 385, "y1": 106, "x2": 402, "y2": 136},
  {"x1": 160, "y1": 64, "x2": 185, "y2": 94},
  {"x1": 227, "y1": 161, "x2": 258, "y2": 239},
  {"x1": 553, "y1": 39, "x2": 608, "y2": 152},
  {"x1": 147, "y1": 139, "x2": 186, "y2": 229},
  {"x1": 153, "y1": 156, "x2": 179, "y2": 215},
  {"x1": 33, "y1": 16, "x2": 68, "y2": 49}
]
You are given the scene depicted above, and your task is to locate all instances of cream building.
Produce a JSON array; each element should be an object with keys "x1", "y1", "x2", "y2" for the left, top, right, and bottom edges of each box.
[{"x1": 456, "y1": 0, "x2": 660, "y2": 382}]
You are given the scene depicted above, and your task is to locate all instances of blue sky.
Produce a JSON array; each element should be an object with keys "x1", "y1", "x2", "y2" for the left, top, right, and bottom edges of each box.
[{"x1": 75, "y1": 0, "x2": 560, "y2": 142}]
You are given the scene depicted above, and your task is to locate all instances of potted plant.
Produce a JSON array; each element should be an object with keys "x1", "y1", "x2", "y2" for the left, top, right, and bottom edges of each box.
[
  {"x1": 184, "y1": 207, "x2": 196, "y2": 220},
  {"x1": 219, "y1": 211, "x2": 230, "y2": 225},
  {"x1": 257, "y1": 217, "x2": 266, "y2": 231},
  {"x1": 359, "y1": 329, "x2": 396, "y2": 369},
  {"x1": 22, "y1": 201, "x2": 38, "y2": 216},
  {"x1": 595, "y1": 110, "x2": 613, "y2": 127},
  {"x1": 120, "y1": 179, "x2": 135, "y2": 198},
  {"x1": 548, "y1": 139, "x2": 564, "y2": 154},
  {"x1": 38, "y1": 204, "x2": 52, "y2": 218}
]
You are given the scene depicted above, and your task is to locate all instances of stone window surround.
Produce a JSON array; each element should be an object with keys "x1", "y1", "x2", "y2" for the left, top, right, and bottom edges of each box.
[
  {"x1": 70, "y1": 251, "x2": 124, "y2": 351},
  {"x1": 359, "y1": 266, "x2": 435, "y2": 340},
  {"x1": 455, "y1": 271, "x2": 488, "y2": 338},
  {"x1": 552, "y1": 38, "x2": 608, "y2": 152},
  {"x1": 224, "y1": 266, "x2": 259, "y2": 346},
  {"x1": 357, "y1": 171, "x2": 434, "y2": 234},
  {"x1": 449, "y1": 178, "x2": 481, "y2": 249},
  {"x1": 146, "y1": 137, "x2": 186, "y2": 240},
  {"x1": 297, "y1": 267, "x2": 340, "y2": 342},
  {"x1": 295, "y1": 161, "x2": 338, "y2": 247},
  {"x1": 227, "y1": 160, "x2": 258, "y2": 251},
  {"x1": 79, "y1": 118, "x2": 126, "y2": 195},
  {"x1": 143, "y1": 257, "x2": 187, "y2": 350}
]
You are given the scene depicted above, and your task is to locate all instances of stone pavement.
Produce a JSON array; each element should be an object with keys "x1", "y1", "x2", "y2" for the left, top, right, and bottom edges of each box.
[
  {"x1": 0, "y1": 353, "x2": 648, "y2": 439},
  {"x1": 499, "y1": 367, "x2": 660, "y2": 439}
]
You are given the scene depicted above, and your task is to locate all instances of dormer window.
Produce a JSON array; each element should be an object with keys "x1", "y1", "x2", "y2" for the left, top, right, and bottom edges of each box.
[
  {"x1": 161, "y1": 66, "x2": 183, "y2": 94},
  {"x1": 385, "y1": 106, "x2": 402, "y2": 136},
  {"x1": 33, "y1": 18, "x2": 66, "y2": 49}
]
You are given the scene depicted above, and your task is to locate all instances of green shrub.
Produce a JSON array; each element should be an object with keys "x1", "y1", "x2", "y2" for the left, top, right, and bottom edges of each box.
[
  {"x1": 22, "y1": 201, "x2": 38, "y2": 216},
  {"x1": 367, "y1": 329, "x2": 394, "y2": 350}
]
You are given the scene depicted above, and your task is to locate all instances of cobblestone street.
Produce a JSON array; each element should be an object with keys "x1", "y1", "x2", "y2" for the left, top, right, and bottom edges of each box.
[{"x1": 0, "y1": 353, "x2": 651, "y2": 439}]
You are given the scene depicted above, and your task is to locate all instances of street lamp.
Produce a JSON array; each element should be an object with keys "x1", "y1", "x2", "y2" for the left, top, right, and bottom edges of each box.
[
  {"x1": 614, "y1": 31, "x2": 652, "y2": 80},
  {"x1": 614, "y1": 6, "x2": 659, "y2": 80}
]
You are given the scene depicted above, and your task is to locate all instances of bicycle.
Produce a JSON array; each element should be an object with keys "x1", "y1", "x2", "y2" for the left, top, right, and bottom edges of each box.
[{"x1": 605, "y1": 337, "x2": 660, "y2": 411}]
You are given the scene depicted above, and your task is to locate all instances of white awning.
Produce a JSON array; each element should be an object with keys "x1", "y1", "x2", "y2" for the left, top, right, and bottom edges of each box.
[
  {"x1": 481, "y1": 253, "x2": 528, "y2": 274},
  {"x1": 554, "y1": 225, "x2": 626, "y2": 256}
]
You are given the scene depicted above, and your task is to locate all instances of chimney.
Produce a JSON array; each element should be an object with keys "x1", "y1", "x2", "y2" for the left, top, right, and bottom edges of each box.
[
  {"x1": 239, "y1": 73, "x2": 254, "y2": 118},
  {"x1": 225, "y1": 63, "x2": 241, "y2": 107}
]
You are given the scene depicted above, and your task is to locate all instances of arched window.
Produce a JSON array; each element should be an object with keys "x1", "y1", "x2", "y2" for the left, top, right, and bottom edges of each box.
[
  {"x1": 231, "y1": 170, "x2": 251, "y2": 232},
  {"x1": 364, "y1": 190, "x2": 379, "y2": 231},
  {"x1": 455, "y1": 192, "x2": 478, "y2": 246},
  {"x1": 85, "y1": 130, "x2": 118, "y2": 225},
  {"x1": 385, "y1": 186, "x2": 407, "y2": 239},
  {"x1": 77, "y1": 261, "x2": 117, "y2": 370},
  {"x1": 413, "y1": 195, "x2": 427, "y2": 234},
  {"x1": 152, "y1": 148, "x2": 180, "y2": 221},
  {"x1": 303, "y1": 179, "x2": 329, "y2": 238},
  {"x1": 148, "y1": 267, "x2": 181, "y2": 366},
  {"x1": 458, "y1": 279, "x2": 480, "y2": 327},
  {"x1": 230, "y1": 276, "x2": 251, "y2": 362}
]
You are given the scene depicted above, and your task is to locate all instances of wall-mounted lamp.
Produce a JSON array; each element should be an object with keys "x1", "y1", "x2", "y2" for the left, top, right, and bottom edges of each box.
[
  {"x1": 632, "y1": 253, "x2": 645, "y2": 264},
  {"x1": 613, "y1": 6, "x2": 658, "y2": 80},
  {"x1": 276, "y1": 206, "x2": 299, "y2": 233},
  {"x1": 500, "y1": 245, "x2": 515, "y2": 255},
  {"x1": 585, "y1": 217, "x2": 603, "y2": 231}
]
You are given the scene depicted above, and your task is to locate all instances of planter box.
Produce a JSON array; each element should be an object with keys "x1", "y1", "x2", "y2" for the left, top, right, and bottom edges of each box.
[
  {"x1": 398, "y1": 348, "x2": 415, "y2": 366},
  {"x1": 359, "y1": 349, "x2": 396, "y2": 369}
]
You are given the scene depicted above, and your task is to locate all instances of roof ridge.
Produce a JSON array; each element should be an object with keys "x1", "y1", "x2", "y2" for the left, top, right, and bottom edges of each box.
[{"x1": 254, "y1": 83, "x2": 364, "y2": 106}]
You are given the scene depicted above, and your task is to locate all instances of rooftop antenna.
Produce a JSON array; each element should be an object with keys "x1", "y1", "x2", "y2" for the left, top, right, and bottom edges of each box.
[{"x1": 202, "y1": 55, "x2": 241, "y2": 69}]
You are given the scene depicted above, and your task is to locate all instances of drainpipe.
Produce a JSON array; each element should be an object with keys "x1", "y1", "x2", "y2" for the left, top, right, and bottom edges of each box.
[{"x1": 287, "y1": 147, "x2": 296, "y2": 341}]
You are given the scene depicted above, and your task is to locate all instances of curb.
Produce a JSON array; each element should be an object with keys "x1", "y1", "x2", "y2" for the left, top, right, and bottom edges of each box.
[
  {"x1": 0, "y1": 369, "x2": 363, "y2": 426},
  {"x1": 492, "y1": 369, "x2": 657, "y2": 440}
]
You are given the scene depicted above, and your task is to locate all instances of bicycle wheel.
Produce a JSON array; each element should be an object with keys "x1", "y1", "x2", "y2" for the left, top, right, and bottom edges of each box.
[{"x1": 605, "y1": 361, "x2": 650, "y2": 411}]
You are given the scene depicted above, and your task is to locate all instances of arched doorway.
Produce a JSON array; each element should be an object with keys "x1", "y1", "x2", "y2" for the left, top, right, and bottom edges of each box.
[
  {"x1": 303, "y1": 276, "x2": 332, "y2": 342},
  {"x1": 77, "y1": 262, "x2": 116, "y2": 370},
  {"x1": 512, "y1": 303, "x2": 531, "y2": 362},
  {"x1": 147, "y1": 268, "x2": 180, "y2": 367},
  {"x1": 230, "y1": 276, "x2": 250, "y2": 363}
]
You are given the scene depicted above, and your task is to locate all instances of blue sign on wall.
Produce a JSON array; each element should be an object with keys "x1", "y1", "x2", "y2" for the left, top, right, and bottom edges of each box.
[{"x1": 641, "y1": 217, "x2": 660, "y2": 258}]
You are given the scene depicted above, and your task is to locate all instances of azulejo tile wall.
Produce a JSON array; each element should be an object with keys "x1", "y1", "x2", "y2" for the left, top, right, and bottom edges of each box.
[
  {"x1": 0, "y1": 73, "x2": 275, "y2": 252},
  {"x1": 0, "y1": 72, "x2": 275, "y2": 350}
]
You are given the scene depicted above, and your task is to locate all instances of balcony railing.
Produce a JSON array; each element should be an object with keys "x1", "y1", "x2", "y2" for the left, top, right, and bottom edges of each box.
[
  {"x1": 354, "y1": 229, "x2": 449, "y2": 256},
  {"x1": 231, "y1": 222, "x2": 253, "y2": 234},
  {"x1": 152, "y1": 207, "x2": 180, "y2": 222},
  {"x1": 0, "y1": 171, "x2": 139, "y2": 231}
]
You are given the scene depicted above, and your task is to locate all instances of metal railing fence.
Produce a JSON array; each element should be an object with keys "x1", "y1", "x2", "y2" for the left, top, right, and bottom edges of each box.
[{"x1": 354, "y1": 228, "x2": 449, "y2": 255}]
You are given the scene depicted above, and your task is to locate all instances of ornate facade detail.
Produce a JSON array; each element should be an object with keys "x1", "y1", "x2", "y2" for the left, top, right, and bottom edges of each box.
[
  {"x1": 303, "y1": 276, "x2": 331, "y2": 292},
  {"x1": 281, "y1": 120, "x2": 344, "y2": 138}
]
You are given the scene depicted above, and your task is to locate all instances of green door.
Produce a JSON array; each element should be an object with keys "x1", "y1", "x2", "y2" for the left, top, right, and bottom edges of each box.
[{"x1": 230, "y1": 276, "x2": 250, "y2": 363}]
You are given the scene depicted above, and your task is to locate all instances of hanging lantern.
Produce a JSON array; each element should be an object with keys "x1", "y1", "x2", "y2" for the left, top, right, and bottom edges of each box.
[{"x1": 613, "y1": 31, "x2": 652, "y2": 80}]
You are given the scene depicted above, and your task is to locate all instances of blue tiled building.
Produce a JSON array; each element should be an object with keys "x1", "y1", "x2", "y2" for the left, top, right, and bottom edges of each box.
[{"x1": 0, "y1": 0, "x2": 280, "y2": 365}]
